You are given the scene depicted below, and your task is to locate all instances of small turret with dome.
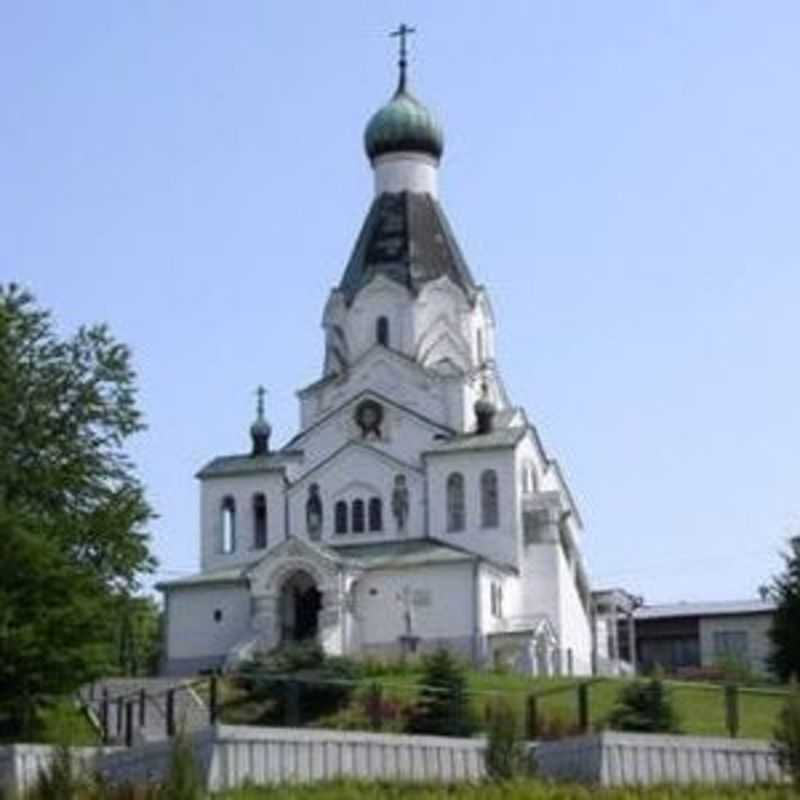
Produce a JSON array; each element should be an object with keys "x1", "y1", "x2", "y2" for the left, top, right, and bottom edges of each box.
[
  {"x1": 250, "y1": 385, "x2": 272, "y2": 456},
  {"x1": 364, "y1": 25, "x2": 443, "y2": 163}
]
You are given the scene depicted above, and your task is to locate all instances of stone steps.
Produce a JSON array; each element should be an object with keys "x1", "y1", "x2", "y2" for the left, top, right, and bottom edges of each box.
[{"x1": 78, "y1": 677, "x2": 210, "y2": 744}]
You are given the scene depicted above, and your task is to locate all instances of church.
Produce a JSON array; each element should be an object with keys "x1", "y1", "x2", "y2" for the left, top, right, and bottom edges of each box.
[{"x1": 158, "y1": 33, "x2": 594, "y2": 678}]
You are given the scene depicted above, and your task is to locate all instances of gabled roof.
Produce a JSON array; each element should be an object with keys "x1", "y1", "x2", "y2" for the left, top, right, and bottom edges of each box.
[
  {"x1": 338, "y1": 192, "x2": 477, "y2": 305},
  {"x1": 196, "y1": 450, "x2": 303, "y2": 480},
  {"x1": 329, "y1": 538, "x2": 476, "y2": 569},
  {"x1": 423, "y1": 426, "x2": 527, "y2": 455},
  {"x1": 286, "y1": 386, "x2": 454, "y2": 450}
]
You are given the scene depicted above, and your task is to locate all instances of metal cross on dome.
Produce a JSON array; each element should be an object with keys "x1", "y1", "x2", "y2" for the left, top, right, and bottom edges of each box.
[
  {"x1": 390, "y1": 23, "x2": 416, "y2": 91},
  {"x1": 255, "y1": 385, "x2": 267, "y2": 419}
]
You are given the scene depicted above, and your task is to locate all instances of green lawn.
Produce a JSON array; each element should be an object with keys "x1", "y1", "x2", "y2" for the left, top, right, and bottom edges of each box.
[
  {"x1": 217, "y1": 779, "x2": 797, "y2": 800},
  {"x1": 218, "y1": 665, "x2": 789, "y2": 741}
]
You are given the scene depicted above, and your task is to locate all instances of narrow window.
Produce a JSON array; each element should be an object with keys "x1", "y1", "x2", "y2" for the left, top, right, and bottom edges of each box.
[
  {"x1": 376, "y1": 316, "x2": 390, "y2": 347},
  {"x1": 253, "y1": 493, "x2": 268, "y2": 549},
  {"x1": 306, "y1": 484, "x2": 323, "y2": 540},
  {"x1": 221, "y1": 496, "x2": 236, "y2": 554},
  {"x1": 476, "y1": 328, "x2": 484, "y2": 363},
  {"x1": 481, "y1": 469, "x2": 499, "y2": 528},
  {"x1": 335, "y1": 500, "x2": 348, "y2": 534},
  {"x1": 352, "y1": 499, "x2": 365, "y2": 533},
  {"x1": 368, "y1": 497, "x2": 383, "y2": 532},
  {"x1": 446, "y1": 473, "x2": 465, "y2": 532}
]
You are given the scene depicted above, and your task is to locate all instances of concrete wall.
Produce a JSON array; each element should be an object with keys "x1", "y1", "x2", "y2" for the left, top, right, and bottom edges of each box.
[
  {"x1": 354, "y1": 561, "x2": 476, "y2": 654},
  {"x1": 425, "y1": 448, "x2": 518, "y2": 567},
  {"x1": 165, "y1": 583, "x2": 251, "y2": 666},
  {"x1": 0, "y1": 745, "x2": 119, "y2": 796},
  {"x1": 535, "y1": 731, "x2": 785, "y2": 786},
  {"x1": 96, "y1": 725, "x2": 485, "y2": 792},
  {"x1": 699, "y1": 612, "x2": 774, "y2": 675}
]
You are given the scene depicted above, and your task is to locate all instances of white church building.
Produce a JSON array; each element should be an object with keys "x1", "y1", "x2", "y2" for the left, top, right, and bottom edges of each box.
[{"x1": 158, "y1": 42, "x2": 594, "y2": 677}]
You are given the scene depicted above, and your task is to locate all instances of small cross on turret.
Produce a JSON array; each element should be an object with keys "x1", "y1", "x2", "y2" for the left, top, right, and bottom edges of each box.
[{"x1": 390, "y1": 23, "x2": 416, "y2": 92}]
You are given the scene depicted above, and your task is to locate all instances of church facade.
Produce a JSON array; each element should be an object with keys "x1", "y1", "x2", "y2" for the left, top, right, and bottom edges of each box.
[{"x1": 159, "y1": 50, "x2": 594, "y2": 677}]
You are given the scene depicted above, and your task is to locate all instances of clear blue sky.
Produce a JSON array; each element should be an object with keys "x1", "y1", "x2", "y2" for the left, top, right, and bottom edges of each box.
[{"x1": 3, "y1": 2, "x2": 799, "y2": 604}]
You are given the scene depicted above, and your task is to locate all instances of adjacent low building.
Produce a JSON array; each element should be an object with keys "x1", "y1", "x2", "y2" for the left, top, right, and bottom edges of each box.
[{"x1": 633, "y1": 599, "x2": 775, "y2": 677}]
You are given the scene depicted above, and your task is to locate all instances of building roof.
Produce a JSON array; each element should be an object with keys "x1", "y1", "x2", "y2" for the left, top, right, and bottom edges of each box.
[
  {"x1": 196, "y1": 451, "x2": 303, "y2": 480},
  {"x1": 329, "y1": 538, "x2": 477, "y2": 569},
  {"x1": 338, "y1": 192, "x2": 476, "y2": 305},
  {"x1": 156, "y1": 563, "x2": 248, "y2": 590},
  {"x1": 634, "y1": 599, "x2": 775, "y2": 620},
  {"x1": 423, "y1": 426, "x2": 527, "y2": 455}
]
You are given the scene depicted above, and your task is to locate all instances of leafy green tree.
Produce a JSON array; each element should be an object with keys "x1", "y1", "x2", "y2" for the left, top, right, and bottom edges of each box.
[
  {"x1": 0, "y1": 284, "x2": 155, "y2": 735},
  {"x1": 768, "y1": 537, "x2": 800, "y2": 682},
  {"x1": 406, "y1": 648, "x2": 476, "y2": 738},
  {"x1": 607, "y1": 675, "x2": 681, "y2": 733}
]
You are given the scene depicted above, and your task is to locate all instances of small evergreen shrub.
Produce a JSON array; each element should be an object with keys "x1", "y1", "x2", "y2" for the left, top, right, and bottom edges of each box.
[
  {"x1": 607, "y1": 676, "x2": 681, "y2": 733},
  {"x1": 773, "y1": 680, "x2": 800, "y2": 788},
  {"x1": 233, "y1": 642, "x2": 362, "y2": 724},
  {"x1": 484, "y1": 699, "x2": 527, "y2": 780},
  {"x1": 405, "y1": 648, "x2": 476, "y2": 738}
]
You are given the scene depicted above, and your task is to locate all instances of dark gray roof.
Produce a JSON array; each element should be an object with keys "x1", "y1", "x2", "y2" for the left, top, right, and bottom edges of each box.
[
  {"x1": 635, "y1": 600, "x2": 776, "y2": 620},
  {"x1": 329, "y1": 538, "x2": 476, "y2": 569},
  {"x1": 196, "y1": 451, "x2": 303, "y2": 479},
  {"x1": 423, "y1": 426, "x2": 527, "y2": 455},
  {"x1": 339, "y1": 192, "x2": 477, "y2": 304}
]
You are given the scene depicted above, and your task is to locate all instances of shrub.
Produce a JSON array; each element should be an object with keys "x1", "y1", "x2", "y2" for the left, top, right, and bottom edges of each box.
[
  {"x1": 233, "y1": 642, "x2": 362, "y2": 725},
  {"x1": 484, "y1": 699, "x2": 527, "y2": 780},
  {"x1": 406, "y1": 649, "x2": 476, "y2": 738},
  {"x1": 773, "y1": 680, "x2": 800, "y2": 788},
  {"x1": 33, "y1": 743, "x2": 86, "y2": 800},
  {"x1": 607, "y1": 676, "x2": 681, "y2": 733},
  {"x1": 159, "y1": 731, "x2": 205, "y2": 800},
  {"x1": 532, "y1": 709, "x2": 584, "y2": 741}
]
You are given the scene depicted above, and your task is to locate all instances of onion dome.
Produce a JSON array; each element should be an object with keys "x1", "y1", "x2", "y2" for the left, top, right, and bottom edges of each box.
[
  {"x1": 364, "y1": 24, "x2": 443, "y2": 162},
  {"x1": 250, "y1": 386, "x2": 272, "y2": 456},
  {"x1": 364, "y1": 89, "x2": 444, "y2": 161}
]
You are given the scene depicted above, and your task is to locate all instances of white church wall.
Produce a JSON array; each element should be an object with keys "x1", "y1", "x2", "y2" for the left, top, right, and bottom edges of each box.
[
  {"x1": 354, "y1": 561, "x2": 476, "y2": 657},
  {"x1": 286, "y1": 443, "x2": 426, "y2": 541},
  {"x1": 164, "y1": 583, "x2": 251, "y2": 671},
  {"x1": 200, "y1": 473, "x2": 286, "y2": 572},
  {"x1": 425, "y1": 448, "x2": 518, "y2": 568},
  {"x1": 294, "y1": 389, "x2": 448, "y2": 477}
]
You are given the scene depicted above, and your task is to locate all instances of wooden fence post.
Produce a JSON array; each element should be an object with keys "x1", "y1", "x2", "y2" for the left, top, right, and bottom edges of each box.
[
  {"x1": 166, "y1": 689, "x2": 176, "y2": 738},
  {"x1": 209, "y1": 675, "x2": 218, "y2": 725},
  {"x1": 101, "y1": 689, "x2": 109, "y2": 744},
  {"x1": 577, "y1": 682, "x2": 590, "y2": 733},
  {"x1": 525, "y1": 694, "x2": 540, "y2": 740},
  {"x1": 125, "y1": 701, "x2": 134, "y2": 748},
  {"x1": 139, "y1": 688, "x2": 146, "y2": 727},
  {"x1": 725, "y1": 684, "x2": 740, "y2": 738}
]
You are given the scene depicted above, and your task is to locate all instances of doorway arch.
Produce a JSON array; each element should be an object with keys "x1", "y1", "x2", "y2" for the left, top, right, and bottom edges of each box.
[{"x1": 279, "y1": 570, "x2": 322, "y2": 643}]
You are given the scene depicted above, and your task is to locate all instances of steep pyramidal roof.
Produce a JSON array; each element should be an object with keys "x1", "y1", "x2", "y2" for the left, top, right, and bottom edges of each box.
[{"x1": 338, "y1": 191, "x2": 477, "y2": 304}]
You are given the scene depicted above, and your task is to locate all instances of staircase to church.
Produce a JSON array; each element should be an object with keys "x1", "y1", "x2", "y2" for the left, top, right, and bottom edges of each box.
[{"x1": 78, "y1": 677, "x2": 210, "y2": 745}]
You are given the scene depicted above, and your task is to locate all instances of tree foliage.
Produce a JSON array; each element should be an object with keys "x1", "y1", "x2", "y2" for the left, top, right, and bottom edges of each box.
[
  {"x1": 768, "y1": 537, "x2": 800, "y2": 682},
  {"x1": 406, "y1": 648, "x2": 476, "y2": 738},
  {"x1": 0, "y1": 284, "x2": 156, "y2": 733},
  {"x1": 607, "y1": 676, "x2": 681, "y2": 734}
]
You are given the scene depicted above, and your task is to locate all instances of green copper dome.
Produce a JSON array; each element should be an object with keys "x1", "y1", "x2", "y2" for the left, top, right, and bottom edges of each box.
[{"x1": 364, "y1": 88, "x2": 444, "y2": 161}]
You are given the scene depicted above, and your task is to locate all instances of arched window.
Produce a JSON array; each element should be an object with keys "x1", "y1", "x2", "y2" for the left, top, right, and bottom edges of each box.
[
  {"x1": 376, "y1": 316, "x2": 390, "y2": 347},
  {"x1": 221, "y1": 496, "x2": 236, "y2": 554},
  {"x1": 335, "y1": 500, "x2": 348, "y2": 534},
  {"x1": 446, "y1": 473, "x2": 465, "y2": 532},
  {"x1": 253, "y1": 493, "x2": 267, "y2": 549},
  {"x1": 352, "y1": 499, "x2": 365, "y2": 533},
  {"x1": 476, "y1": 328, "x2": 484, "y2": 363},
  {"x1": 306, "y1": 484, "x2": 323, "y2": 541},
  {"x1": 368, "y1": 497, "x2": 383, "y2": 532},
  {"x1": 481, "y1": 469, "x2": 499, "y2": 528}
]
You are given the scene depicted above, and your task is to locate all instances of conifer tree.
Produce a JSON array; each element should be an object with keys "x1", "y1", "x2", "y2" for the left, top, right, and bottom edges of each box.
[
  {"x1": 406, "y1": 648, "x2": 476, "y2": 737},
  {"x1": 768, "y1": 537, "x2": 800, "y2": 681}
]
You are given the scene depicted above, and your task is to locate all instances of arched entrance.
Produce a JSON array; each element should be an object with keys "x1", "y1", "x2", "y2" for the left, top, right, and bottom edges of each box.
[{"x1": 279, "y1": 570, "x2": 322, "y2": 643}]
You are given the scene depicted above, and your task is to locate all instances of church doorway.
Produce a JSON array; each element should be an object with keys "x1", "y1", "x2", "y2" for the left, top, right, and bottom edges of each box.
[{"x1": 279, "y1": 570, "x2": 322, "y2": 643}]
